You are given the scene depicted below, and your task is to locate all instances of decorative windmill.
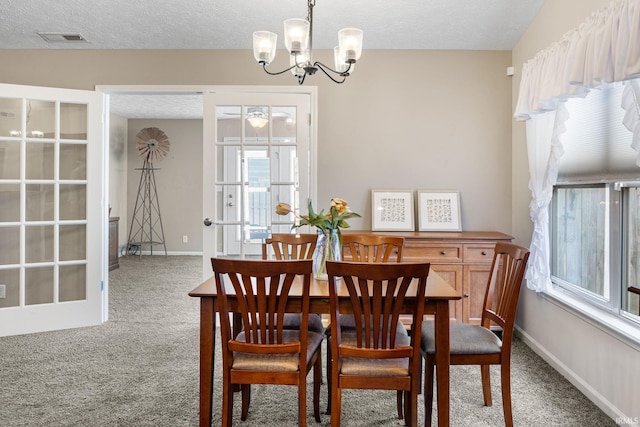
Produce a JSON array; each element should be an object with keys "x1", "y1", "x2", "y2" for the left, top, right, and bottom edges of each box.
[{"x1": 126, "y1": 127, "x2": 170, "y2": 257}]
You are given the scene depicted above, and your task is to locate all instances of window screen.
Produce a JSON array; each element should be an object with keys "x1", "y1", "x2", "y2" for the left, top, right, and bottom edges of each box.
[{"x1": 558, "y1": 82, "x2": 640, "y2": 182}]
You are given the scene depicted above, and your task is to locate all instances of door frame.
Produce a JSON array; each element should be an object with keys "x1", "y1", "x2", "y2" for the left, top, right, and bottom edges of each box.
[{"x1": 96, "y1": 84, "x2": 318, "y2": 260}]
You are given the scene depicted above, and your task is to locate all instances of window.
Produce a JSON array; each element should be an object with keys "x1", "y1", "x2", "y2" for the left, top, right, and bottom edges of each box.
[
  {"x1": 551, "y1": 82, "x2": 640, "y2": 322},
  {"x1": 552, "y1": 184, "x2": 611, "y2": 303}
]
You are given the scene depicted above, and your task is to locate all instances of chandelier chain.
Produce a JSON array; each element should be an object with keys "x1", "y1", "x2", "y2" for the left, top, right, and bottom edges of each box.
[{"x1": 307, "y1": 0, "x2": 315, "y2": 22}]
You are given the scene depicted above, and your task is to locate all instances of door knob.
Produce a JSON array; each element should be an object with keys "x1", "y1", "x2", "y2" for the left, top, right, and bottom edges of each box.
[{"x1": 203, "y1": 218, "x2": 213, "y2": 227}]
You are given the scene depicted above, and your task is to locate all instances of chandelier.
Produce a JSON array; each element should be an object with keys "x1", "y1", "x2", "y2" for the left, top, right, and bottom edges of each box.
[{"x1": 252, "y1": 0, "x2": 363, "y2": 84}]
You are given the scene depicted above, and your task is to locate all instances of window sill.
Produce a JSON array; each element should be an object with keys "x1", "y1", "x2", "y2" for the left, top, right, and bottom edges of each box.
[{"x1": 541, "y1": 286, "x2": 640, "y2": 351}]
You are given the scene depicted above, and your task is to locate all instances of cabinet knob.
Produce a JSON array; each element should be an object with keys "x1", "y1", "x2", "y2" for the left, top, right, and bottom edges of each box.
[
  {"x1": 481, "y1": 251, "x2": 487, "y2": 256},
  {"x1": 463, "y1": 294, "x2": 470, "y2": 298},
  {"x1": 440, "y1": 251, "x2": 446, "y2": 255}
]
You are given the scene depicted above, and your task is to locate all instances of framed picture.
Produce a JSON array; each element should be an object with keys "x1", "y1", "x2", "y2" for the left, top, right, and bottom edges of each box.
[
  {"x1": 417, "y1": 190, "x2": 462, "y2": 231},
  {"x1": 371, "y1": 189, "x2": 415, "y2": 231}
]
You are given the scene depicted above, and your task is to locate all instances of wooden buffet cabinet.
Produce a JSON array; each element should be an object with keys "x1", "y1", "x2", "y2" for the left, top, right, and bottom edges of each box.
[{"x1": 342, "y1": 230, "x2": 513, "y2": 325}]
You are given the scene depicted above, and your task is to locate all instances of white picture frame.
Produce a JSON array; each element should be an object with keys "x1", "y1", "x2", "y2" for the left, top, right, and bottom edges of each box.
[
  {"x1": 417, "y1": 190, "x2": 462, "y2": 231},
  {"x1": 371, "y1": 189, "x2": 415, "y2": 231}
]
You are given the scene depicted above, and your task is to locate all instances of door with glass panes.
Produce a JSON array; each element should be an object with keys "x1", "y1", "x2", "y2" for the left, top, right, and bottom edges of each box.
[
  {"x1": 0, "y1": 84, "x2": 105, "y2": 337},
  {"x1": 202, "y1": 91, "x2": 312, "y2": 276}
]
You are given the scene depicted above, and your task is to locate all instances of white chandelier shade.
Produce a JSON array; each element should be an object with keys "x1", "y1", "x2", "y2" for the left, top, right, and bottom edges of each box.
[
  {"x1": 252, "y1": 31, "x2": 277, "y2": 64},
  {"x1": 283, "y1": 18, "x2": 310, "y2": 53},
  {"x1": 338, "y1": 28, "x2": 363, "y2": 62}
]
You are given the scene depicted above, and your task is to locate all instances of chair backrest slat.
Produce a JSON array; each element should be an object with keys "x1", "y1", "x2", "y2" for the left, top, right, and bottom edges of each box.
[
  {"x1": 481, "y1": 242, "x2": 530, "y2": 342},
  {"x1": 262, "y1": 233, "x2": 317, "y2": 260},
  {"x1": 342, "y1": 234, "x2": 404, "y2": 263}
]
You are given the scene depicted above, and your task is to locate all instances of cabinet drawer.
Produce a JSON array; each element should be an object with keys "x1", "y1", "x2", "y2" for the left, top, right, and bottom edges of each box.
[
  {"x1": 463, "y1": 244, "x2": 495, "y2": 263},
  {"x1": 403, "y1": 244, "x2": 462, "y2": 263}
]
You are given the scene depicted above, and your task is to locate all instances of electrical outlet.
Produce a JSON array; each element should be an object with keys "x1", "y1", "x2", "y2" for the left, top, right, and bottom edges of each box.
[
  {"x1": 182, "y1": 235, "x2": 188, "y2": 244},
  {"x1": 0, "y1": 284, "x2": 6, "y2": 299}
]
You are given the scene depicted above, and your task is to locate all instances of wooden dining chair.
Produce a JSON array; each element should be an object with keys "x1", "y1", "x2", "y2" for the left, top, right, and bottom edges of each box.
[
  {"x1": 326, "y1": 260, "x2": 430, "y2": 427},
  {"x1": 421, "y1": 242, "x2": 530, "y2": 427},
  {"x1": 326, "y1": 234, "x2": 405, "y2": 415},
  {"x1": 262, "y1": 233, "x2": 325, "y2": 334},
  {"x1": 211, "y1": 258, "x2": 323, "y2": 427}
]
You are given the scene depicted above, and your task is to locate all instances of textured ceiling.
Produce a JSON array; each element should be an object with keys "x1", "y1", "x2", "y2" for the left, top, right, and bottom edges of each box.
[
  {"x1": 1, "y1": 0, "x2": 545, "y2": 118},
  {"x1": 1, "y1": 0, "x2": 544, "y2": 50}
]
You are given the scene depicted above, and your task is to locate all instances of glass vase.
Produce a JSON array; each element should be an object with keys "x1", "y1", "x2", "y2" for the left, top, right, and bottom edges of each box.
[{"x1": 313, "y1": 228, "x2": 342, "y2": 280}]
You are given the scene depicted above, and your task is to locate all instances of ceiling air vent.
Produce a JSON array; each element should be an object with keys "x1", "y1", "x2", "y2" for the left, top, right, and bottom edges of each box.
[{"x1": 38, "y1": 32, "x2": 88, "y2": 43}]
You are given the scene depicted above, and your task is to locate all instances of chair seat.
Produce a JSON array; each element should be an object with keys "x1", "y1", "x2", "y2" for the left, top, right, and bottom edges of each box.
[
  {"x1": 251, "y1": 313, "x2": 325, "y2": 334},
  {"x1": 421, "y1": 321, "x2": 502, "y2": 355},
  {"x1": 337, "y1": 314, "x2": 409, "y2": 331},
  {"x1": 232, "y1": 329, "x2": 324, "y2": 372},
  {"x1": 339, "y1": 326, "x2": 411, "y2": 376},
  {"x1": 283, "y1": 313, "x2": 325, "y2": 333},
  {"x1": 338, "y1": 313, "x2": 357, "y2": 328}
]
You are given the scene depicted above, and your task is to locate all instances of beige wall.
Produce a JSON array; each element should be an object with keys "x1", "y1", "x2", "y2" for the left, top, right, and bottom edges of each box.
[
  {"x1": 108, "y1": 114, "x2": 128, "y2": 247},
  {"x1": 0, "y1": 48, "x2": 513, "y2": 249},
  {"x1": 512, "y1": 0, "x2": 639, "y2": 422},
  {"x1": 317, "y1": 50, "x2": 513, "y2": 233}
]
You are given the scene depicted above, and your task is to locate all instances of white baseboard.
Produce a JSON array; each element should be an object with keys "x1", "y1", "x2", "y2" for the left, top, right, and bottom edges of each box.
[
  {"x1": 119, "y1": 250, "x2": 203, "y2": 257},
  {"x1": 515, "y1": 326, "x2": 637, "y2": 426}
]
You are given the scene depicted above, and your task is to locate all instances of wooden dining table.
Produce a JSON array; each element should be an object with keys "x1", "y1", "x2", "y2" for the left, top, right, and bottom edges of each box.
[{"x1": 189, "y1": 270, "x2": 460, "y2": 427}]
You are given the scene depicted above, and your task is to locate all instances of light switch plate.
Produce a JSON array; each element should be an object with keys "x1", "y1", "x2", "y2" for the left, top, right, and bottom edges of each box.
[{"x1": 0, "y1": 284, "x2": 6, "y2": 299}]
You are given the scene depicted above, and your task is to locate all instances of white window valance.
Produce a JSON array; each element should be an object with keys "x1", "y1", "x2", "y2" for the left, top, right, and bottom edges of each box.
[{"x1": 515, "y1": 0, "x2": 640, "y2": 121}]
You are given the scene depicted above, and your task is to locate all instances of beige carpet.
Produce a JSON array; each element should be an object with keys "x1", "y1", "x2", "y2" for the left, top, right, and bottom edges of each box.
[{"x1": 0, "y1": 255, "x2": 616, "y2": 426}]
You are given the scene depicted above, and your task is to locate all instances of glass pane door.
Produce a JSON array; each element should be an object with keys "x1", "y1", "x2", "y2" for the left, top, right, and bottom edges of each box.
[
  {"x1": 203, "y1": 91, "x2": 312, "y2": 273},
  {"x1": 0, "y1": 84, "x2": 104, "y2": 336}
]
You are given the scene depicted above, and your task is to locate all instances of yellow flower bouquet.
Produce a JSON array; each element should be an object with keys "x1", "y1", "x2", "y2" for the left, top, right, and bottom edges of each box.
[
  {"x1": 275, "y1": 198, "x2": 360, "y2": 279},
  {"x1": 275, "y1": 198, "x2": 360, "y2": 232}
]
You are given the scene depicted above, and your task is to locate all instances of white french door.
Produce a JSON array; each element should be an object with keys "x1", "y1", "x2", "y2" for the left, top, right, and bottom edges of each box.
[
  {"x1": 0, "y1": 83, "x2": 105, "y2": 337},
  {"x1": 202, "y1": 90, "x2": 313, "y2": 278}
]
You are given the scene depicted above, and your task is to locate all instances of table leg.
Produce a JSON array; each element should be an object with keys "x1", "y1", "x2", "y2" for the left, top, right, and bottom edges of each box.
[
  {"x1": 199, "y1": 297, "x2": 216, "y2": 427},
  {"x1": 434, "y1": 300, "x2": 450, "y2": 427}
]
